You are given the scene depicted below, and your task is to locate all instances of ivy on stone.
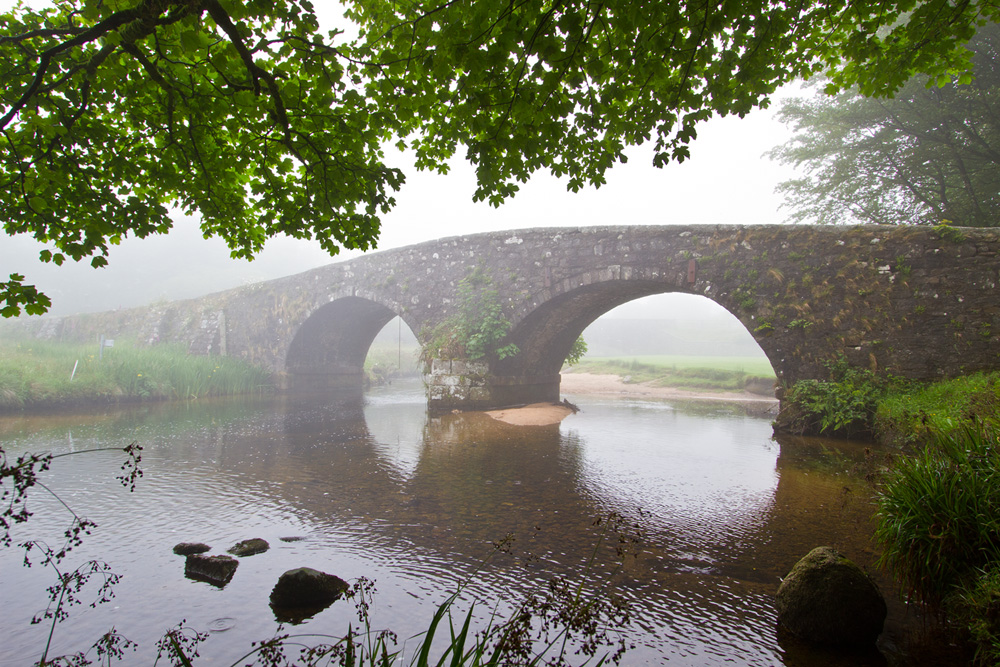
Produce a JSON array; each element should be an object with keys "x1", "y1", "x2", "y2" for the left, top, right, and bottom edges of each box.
[{"x1": 423, "y1": 268, "x2": 519, "y2": 363}]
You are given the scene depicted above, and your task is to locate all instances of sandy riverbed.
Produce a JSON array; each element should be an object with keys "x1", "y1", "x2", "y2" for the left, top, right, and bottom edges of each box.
[{"x1": 484, "y1": 373, "x2": 778, "y2": 426}]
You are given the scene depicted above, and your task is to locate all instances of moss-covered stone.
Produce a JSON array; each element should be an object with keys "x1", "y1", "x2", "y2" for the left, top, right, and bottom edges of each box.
[
  {"x1": 776, "y1": 546, "x2": 886, "y2": 647},
  {"x1": 227, "y1": 537, "x2": 269, "y2": 557},
  {"x1": 172, "y1": 541, "x2": 210, "y2": 556}
]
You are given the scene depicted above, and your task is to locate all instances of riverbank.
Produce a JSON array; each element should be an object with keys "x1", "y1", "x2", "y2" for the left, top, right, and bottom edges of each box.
[
  {"x1": 484, "y1": 373, "x2": 779, "y2": 426},
  {"x1": 561, "y1": 372, "x2": 778, "y2": 404},
  {"x1": 0, "y1": 338, "x2": 273, "y2": 410}
]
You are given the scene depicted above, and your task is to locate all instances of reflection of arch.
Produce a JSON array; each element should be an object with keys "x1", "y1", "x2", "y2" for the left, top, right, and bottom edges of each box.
[{"x1": 285, "y1": 296, "x2": 409, "y2": 391}]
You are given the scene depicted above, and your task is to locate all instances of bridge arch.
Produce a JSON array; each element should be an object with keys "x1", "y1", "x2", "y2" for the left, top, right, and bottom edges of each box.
[
  {"x1": 496, "y1": 268, "x2": 765, "y2": 379},
  {"x1": 285, "y1": 296, "x2": 413, "y2": 391}
]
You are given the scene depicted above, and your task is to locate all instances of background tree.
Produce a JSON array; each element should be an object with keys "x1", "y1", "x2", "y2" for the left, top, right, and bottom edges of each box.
[
  {"x1": 770, "y1": 23, "x2": 1000, "y2": 227},
  {"x1": 4, "y1": 0, "x2": 999, "y2": 316}
]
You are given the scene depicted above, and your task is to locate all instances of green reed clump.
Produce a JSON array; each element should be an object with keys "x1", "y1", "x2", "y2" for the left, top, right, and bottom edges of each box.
[
  {"x1": 0, "y1": 338, "x2": 272, "y2": 409},
  {"x1": 874, "y1": 424, "x2": 1000, "y2": 607},
  {"x1": 104, "y1": 344, "x2": 273, "y2": 399},
  {"x1": 949, "y1": 566, "x2": 1000, "y2": 666}
]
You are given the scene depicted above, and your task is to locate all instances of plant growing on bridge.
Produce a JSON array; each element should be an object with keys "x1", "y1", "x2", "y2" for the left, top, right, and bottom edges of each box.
[
  {"x1": 564, "y1": 336, "x2": 588, "y2": 367},
  {"x1": 423, "y1": 269, "x2": 519, "y2": 363},
  {"x1": 3, "y1": 0, "x2": 996, "y2": 317}
]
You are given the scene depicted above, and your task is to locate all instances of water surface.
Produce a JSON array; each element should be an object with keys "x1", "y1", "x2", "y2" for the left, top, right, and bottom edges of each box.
[{"x1": 0, "y1": 380, "x2": 964, "y2": 665}]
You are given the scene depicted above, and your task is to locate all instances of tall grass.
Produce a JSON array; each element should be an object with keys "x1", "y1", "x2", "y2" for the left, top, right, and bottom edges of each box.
[
  {"x1": 0, "y1": 338, "x2": 273, "y2": 409},
  {"x1": 874, "y1": 424, "x2": 1000, "y2": 606}
]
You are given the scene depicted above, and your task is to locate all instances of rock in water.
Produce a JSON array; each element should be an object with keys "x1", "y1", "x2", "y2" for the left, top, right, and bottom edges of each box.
[
  {"x1": 185, "y1": 554, "x2": 239, "y2": 587},
  {"x1": 227, "y1": 538, "x2": 269, "y2": 557},
  {"x1": 776, "y1": 546, "x2": 887, "y2": 647},
  {"x1": 270, "y1": 567, "x2": 349, "y2": 608},
  {"x1": 172, "y1": 542, "x2": 211, "y2": 556}
]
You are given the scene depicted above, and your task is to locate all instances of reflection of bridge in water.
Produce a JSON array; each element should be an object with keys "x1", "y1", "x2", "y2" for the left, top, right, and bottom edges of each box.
[
  {"x1": 202, "y1": 383, "x2": 884, "y2": 663},
  {"x1": 34, "y1": 224, "x2": 1000, "y2": 410}
]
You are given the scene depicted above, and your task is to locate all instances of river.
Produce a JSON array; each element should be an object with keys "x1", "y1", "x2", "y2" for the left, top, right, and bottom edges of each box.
[{"x1": 0, "y1": 379, "x2": 967, "y2": 665}]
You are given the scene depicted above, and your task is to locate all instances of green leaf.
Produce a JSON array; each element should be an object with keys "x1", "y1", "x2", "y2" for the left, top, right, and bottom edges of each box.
[{"x1": 179, "y1": 29, "x2": 203, "y2": 53}]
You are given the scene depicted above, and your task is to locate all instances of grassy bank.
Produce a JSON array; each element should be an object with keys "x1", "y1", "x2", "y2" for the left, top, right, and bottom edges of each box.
[
  {"x1": 0, "y1": 338, "x2": 274, "y2": 410},
  {"x1": 565, "y1": 355, "x2": 776, "y2": 393},
  {"x1": 363, "y1": 342, "x2": 422, "y2": 385},
  {"x1": 779, "y1": 356, "x2": 1000, "y2": 443},
  {"x1": 781, "y1": 363, "x2": 1000, "y2": 661}
]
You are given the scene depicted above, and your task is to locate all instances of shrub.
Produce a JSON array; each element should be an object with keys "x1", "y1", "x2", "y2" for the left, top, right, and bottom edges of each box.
[
  {"x1": 781, "y1": 356, "x2": 900, "y2": 438},
  {"x1": 421, "y1": 268, "x2": 519, "y2": 364},
  {"x1": 563, "y1": 336, "x2": 588, "y2": 367}
]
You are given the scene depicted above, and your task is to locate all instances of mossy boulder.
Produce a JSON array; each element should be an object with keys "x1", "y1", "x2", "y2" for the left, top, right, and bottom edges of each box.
[
  {"x1": 776, "y1": 546, "x2": 886, "y2": 647},
  {"x1": 184, "y1": 554, "x2": 239, "y2": 587},
  {"x1": 227, "y1": 538, "x2": 269, "y2": 557},
  {"x1": 172, "y1": 542, "x2": 211, "y2": 556},
  {"x1": 269, "y1": 567, "x2": 349, "y2": 610}
]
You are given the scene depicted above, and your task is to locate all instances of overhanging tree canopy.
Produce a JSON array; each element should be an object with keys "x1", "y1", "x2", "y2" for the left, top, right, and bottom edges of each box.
[{"x1": 2, "y1": 0, "x2": 997, "y2": 315}]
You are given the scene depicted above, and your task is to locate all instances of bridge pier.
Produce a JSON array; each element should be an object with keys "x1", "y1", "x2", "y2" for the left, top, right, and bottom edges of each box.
[{"x1": 425, "y1": 359, "x2": 561, "y2": 412}]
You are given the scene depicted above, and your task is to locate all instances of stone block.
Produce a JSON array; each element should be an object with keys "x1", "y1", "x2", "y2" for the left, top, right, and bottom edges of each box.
[
  {"x1": 450, "y1": 359, "x2": 489, "y2": 376},
  {"x1": 469, "y1": 386, "x2": 492, "y2": 401},
  {"x1": 431, "y1": 359, "x2": 452, "y2": 374}
]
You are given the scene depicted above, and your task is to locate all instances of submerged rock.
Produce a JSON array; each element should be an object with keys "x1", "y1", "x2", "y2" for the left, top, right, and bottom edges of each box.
[
  {"x1": 776, "y1": 546, "x2": 886, "y2": 648},
  {"x1": 172, "y1": 542, "x2": 211, "y2": 556},
  {"x1": 227, "y1": 538, "x2": 269, "y2": 557},
  {"x1": 185, "y1": 554, "x2": 239, "y2": 587},
  {"x1": 269, "y1": 567, "x2": 349, "y2": 613}
]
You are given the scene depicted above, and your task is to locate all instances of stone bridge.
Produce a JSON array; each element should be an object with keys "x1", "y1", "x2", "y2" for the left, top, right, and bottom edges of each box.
[{"x1": 24, "y1": 224, "x2": 1000, "y2": 410}]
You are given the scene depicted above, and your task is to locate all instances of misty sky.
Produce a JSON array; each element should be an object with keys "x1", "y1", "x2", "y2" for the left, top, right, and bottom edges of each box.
[{"x1": 1, "y1": 1, "x2": 805, "y2": 319}]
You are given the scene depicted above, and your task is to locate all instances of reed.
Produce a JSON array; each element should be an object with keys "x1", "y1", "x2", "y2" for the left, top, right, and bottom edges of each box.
[
  {"x1": 0, "y1": 338, "x2": 273, "y2": 409},
  {"x1": 874, "y1": 424, "x2": 1000, "y2": 606}
]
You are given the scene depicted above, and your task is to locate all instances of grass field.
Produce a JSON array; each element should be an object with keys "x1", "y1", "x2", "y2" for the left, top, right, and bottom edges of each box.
[
  {"x1": 566, "y1": 355, "x2": 776, "y2": 392},
  {"x1": 0, "y1": 337, "x2": 274, "y2": 409}
]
